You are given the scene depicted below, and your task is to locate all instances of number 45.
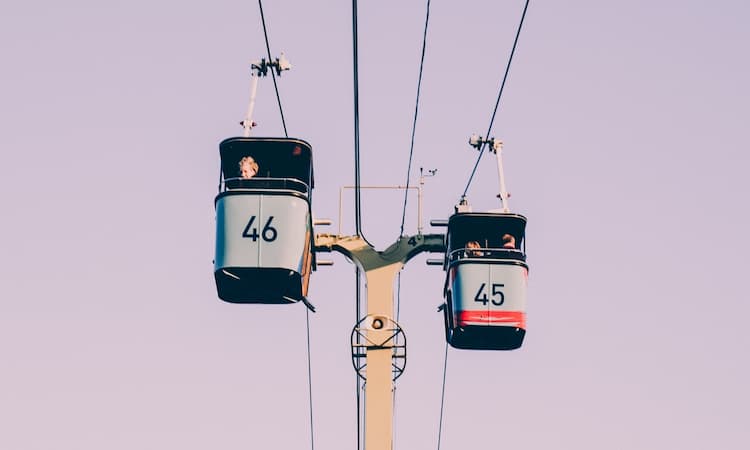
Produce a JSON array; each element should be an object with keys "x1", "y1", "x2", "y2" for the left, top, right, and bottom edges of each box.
[{"x1": 474, "y1": 283, "x2": 505, "y2": 306}]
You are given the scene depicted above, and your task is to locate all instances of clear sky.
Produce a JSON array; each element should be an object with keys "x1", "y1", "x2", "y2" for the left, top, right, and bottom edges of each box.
[{"x1": 2, "y1": 1, "x2": 749, "y2": 449}]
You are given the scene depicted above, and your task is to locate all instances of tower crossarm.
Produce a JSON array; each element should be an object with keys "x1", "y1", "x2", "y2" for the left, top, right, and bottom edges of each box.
[{"x1": 314, "y1": 233, "x2": 446, "y2": 271}]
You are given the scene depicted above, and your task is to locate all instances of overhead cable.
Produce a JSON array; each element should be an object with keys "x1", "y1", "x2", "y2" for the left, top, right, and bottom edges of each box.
[
  {"x1": 352, "y1": 0, "x2": 363, "y2": 235},
  {"x1": 394, "y1": 4, "x2": 432, "y2": 438},
  {"x1": 436, "y1": 342, "x2": 449, "y2": 450},
  {"x1": 257, "y1": 4, "x2": 308, "y2": 448},
  {"x1": 355, "y1": 268, "x2": 363, "y2": 450},
  {"x1": 461, "y1": 0, "x2": 530, "y2": 200},
  {"x1": 258, "y1": 0, "x2": 289, "y2": 137},
  {"x1": 352, "y1": 2, "x2": 364, "y2": 449},
  {"x1": 399, "y1": 0, "x2": 432, "y2": 237},
  {"x1": 305, "y1": 308, "x2": 316, "y2": 450}
]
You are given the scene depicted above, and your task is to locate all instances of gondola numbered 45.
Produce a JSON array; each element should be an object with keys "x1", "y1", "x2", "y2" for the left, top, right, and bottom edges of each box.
[{"x1": 441, "y1": 212, "x2": 528, "y2": 350}]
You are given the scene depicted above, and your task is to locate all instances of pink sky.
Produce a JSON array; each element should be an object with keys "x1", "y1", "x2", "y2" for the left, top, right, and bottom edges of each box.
[{"x1": 1, "y1": 1, "x2": 749, "y2": 449}]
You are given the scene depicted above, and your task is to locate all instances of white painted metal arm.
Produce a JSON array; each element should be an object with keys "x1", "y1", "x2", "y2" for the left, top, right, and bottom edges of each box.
[{"x1": 492, "y1": 139, "x2": 510, "y2": 212}]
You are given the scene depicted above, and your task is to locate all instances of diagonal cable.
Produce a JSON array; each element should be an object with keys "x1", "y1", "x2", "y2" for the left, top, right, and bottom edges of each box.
[
  {"x1": 399, "y1": 0, "x2": 432, "y2": 236},
  {"x1": 305, "y1": 308, "x2": 315, "y2": 450},
  {"x1": 258, "y1": 0, "x2": 289, "y2": 137},
  {"x1": 436, "y1": 342, "x2": 449, "y2": 450},
  {"x1": 461, "y1": 0, "x2": 530, "y2": 200},
  {"x1": 394, "y1": 2, "x2": 431, "y2": 433}
]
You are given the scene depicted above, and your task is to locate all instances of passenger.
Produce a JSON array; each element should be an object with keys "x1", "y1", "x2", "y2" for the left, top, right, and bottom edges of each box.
[
  {"x1": 239, "y1": 156, "x2": 259, "y2": 179},
  {"x1": 466, "y1": 240, "x2": 483, "y2": 257},
  {"x1": 501, "y1": 233, "x2": 516, "y2": 249}
]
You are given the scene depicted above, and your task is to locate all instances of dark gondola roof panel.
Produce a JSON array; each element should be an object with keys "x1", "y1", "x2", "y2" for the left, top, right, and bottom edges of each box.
[
  {"x1": 219, "y1": 137, "x2": 314, "y2": 188},
  {"x1": 447, "y1": 212, "x2": 527, "y2": 251}
]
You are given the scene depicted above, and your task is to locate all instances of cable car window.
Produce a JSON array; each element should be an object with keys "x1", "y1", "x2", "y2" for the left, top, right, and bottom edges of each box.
[
  {"x1": 219, "y1": 137, "x2": 314, "y2": 193},
  {"x1": 446, "y1": 213, "x2": 527, "y2": 262}
]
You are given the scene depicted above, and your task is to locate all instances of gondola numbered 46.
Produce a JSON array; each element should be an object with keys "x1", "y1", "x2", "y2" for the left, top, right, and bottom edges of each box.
[
  {"x1": 214, "y1": 137, "x2": 315, "y2": 304},
  {"x1": 442, "y1": 212, "x2": 528, "y2": 350}
]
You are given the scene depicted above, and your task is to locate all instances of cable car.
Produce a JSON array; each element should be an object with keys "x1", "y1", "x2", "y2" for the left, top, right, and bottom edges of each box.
[
  {"x1": 214, "y1": 136, "x2": 315, "y2": 304},
  {"x1": 442, "y1": 212, "x2": 528, "y2": 350}
]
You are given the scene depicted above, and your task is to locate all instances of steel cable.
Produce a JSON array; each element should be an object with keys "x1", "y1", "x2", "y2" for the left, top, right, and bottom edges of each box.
[
  {"x1": 356, "y1": 268, "x2": 363, "y2": 450},
  {"x1": 352, "y1": 0, "x2": 363, "y2": 236},
  {"x1": 257, "y1": 5, "x2": 311, "y2": 449},
  {"x1": 399, "y1": 0, "x2": 432, "y2": 237},
  {"x1": 305, "y1": 308, "x2": 315, "y2": 450},
  {"x1": 436, "y1": 342, "x2": 449, "y2": 450},
  {"x1": 460, "y1": 0, "x2": 530, "y2": 200},
  {"x1": 258, "y1": 0, "x2": 289, "y2": 137},
  {"x1": 352, "y1": 1, "x2": 364, "y2": 448}
]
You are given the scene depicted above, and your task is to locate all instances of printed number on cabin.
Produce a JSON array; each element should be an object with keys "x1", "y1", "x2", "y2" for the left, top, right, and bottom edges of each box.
[
  {"x1": 474, "y1": 283, "x2": 505, "y2": 306},
  {"x1": 242, "y1": 216, "x2": 278, "y2": 242}
]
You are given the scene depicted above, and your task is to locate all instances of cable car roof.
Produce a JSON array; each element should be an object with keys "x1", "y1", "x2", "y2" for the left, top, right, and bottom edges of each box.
[
  {"x1": 219, "y1": 137, "x2": 314, "y2": 188},
  {"x1": 447, "y1": 212, "x2": 527, "y2": 250}
]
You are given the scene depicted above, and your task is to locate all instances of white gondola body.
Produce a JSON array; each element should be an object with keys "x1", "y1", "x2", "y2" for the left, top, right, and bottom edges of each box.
[
  {"x1": 442, "y1": 212, "x2": 529, "y2": 350},
  {"x1": 447, "y1": 255, "x2": 528, "y2": 349},
  {"x1": 214, "y1": 190, "x2": 312, "y2": 303},
  {"x1": 215, "y1": 192, "x2": 310, "y2": 275}
]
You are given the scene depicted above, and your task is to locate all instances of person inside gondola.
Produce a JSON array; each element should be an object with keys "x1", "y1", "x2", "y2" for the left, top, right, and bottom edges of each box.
[
  {"x1": 501, "y1": 233, "x2": 516, "y2": 249},
  {"x1": 465, "y1": 240, "x2": 483, "y2": 257},
  {"x1": 239, "y1": 156, "x2": 259, "y2": 179}
]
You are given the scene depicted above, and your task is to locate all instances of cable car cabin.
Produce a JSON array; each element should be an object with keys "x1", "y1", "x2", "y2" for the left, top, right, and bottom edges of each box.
[
  {"x1": 442, "y1": 212, "x2": 529, "y2": 350},
  {"x1": 214, "y1": 137, "x2": 315, "y2": 304}
]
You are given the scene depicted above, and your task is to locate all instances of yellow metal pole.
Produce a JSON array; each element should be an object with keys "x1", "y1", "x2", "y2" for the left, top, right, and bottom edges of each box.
[
  {"x1": 363, "y1": 264, "x2": 400, "y2": 450},
  {"x1": 315, "y1": 234, "x2": 445, "y2": 450}
]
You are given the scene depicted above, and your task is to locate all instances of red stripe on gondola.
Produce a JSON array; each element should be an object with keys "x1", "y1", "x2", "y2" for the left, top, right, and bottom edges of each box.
[{"x1": 457, "y1": 310, "x2": 526, "y2": 329}]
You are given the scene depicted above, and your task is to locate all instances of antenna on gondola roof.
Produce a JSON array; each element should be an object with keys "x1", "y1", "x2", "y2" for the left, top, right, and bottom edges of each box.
[{"x1": 240, "y1": 53, "x2": 292, "y2": 137}]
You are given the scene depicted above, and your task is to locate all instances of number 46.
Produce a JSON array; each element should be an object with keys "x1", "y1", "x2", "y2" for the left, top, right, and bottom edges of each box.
[
  {"x1": 474, "y1": 283, "x2": 505, "y2": 306},
  {"x1": 242, "y1": 215, "x2": 278, "y2": 242}
]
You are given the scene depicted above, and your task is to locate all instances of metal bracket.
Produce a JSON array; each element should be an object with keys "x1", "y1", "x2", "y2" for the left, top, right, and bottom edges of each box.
[
  {"x1": 241, "y1": 53, "x2": 292, "y2": 137},
  {"x1": 468, "y1": 133, "x2": 511, "y2": 212},
  {"x1": 351, "y1": 315, "x2": 406, "y2": 382},
  {"x1": 250, "y1": 52, "x2": 292, "y2": 77},
  {"x1": 469, "y1": 134, "x2": 502, "y2": 152}
]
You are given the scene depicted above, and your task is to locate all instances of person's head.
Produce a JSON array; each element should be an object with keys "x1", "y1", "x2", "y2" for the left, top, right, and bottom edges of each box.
[
  {"x1": 465, "y1": 240, "x2": 482, "y2": 256},
  {"x1": 239, "y1": 156, "x2": 259, "y2": 179},
  {"x1": 502, "y1": 233, "x2": 516, "y2": 249}
]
